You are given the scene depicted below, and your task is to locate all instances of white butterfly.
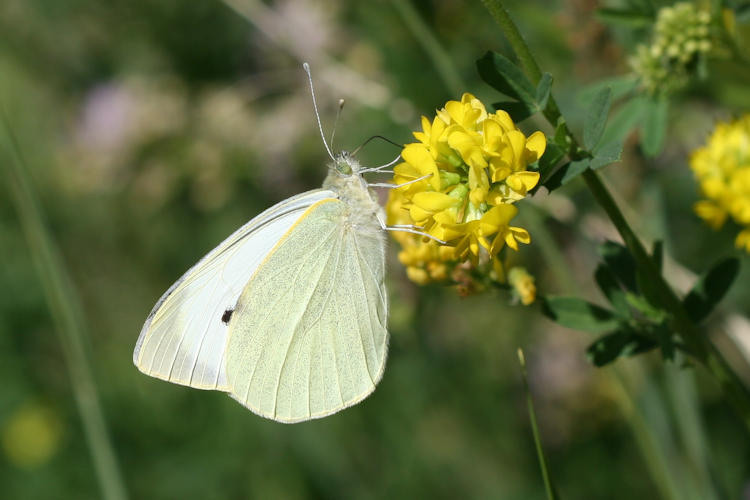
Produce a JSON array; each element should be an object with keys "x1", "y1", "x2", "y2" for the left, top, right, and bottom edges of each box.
[{"x1": 133, "y1": 64, "x2": 433, "y2": 423}]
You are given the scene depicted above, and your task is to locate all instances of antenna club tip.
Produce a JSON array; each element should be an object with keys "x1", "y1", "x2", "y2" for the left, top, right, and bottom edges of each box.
[{"x1": 302, "y1": 62, "x2": 310, "y2": 71}]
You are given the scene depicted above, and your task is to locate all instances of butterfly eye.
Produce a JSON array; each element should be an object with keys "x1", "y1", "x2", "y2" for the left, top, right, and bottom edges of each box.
[{"x1": 335, "y1": 159, "x2": 353, "y2": 175}]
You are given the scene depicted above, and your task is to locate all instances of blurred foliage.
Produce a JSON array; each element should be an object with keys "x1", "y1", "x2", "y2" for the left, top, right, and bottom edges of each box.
[{"x1": 1, "y1": 0, "x2": 750, "y2": 499}]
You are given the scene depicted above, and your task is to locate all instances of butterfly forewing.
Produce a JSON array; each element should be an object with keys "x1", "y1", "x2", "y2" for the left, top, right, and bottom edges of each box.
[
  {"x1": 133, "y1": 189, "x2": 336, "y2": 390},
  {"x1": 225, "y1": 198, "x2": 388, "y2": 422}
]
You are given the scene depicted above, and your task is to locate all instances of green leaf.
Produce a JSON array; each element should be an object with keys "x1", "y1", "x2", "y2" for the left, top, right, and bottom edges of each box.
[
  {"x1": 654, "y1": 324, "x2": 676, "y2": 361},
  {"x1": 596, "y1": 8, "x2": 654, "y2": 27},
  {"x1": 561, "y1": 159, "x2": 590, "y2": 185},
  {"x1": 578, "y1": 75, "x2": 639, "y2": 106},
  {"x1": 598, "y1": 241, "x2": 638, "y2": 292},
  {"x1": 590, "y1": 140, "x2": 623, "y2": 170},
  {"x1": 537, "y1": 143, "x2": 565, "y2": 179},
  {"x1": 625, "y1": 293, "x2": 667, "y2": 322},
  {"x1": 636, "y1": 267, "x2": 664, "y2": 310},
  {"x1": 553, "y1": 118, "x2": 570, "y2": 151},
  {"x1": 587, "y1": 330, "x2": 658, "y2": 367},
  {"x1": 594, "y1": 264, "x2": 630, "y2": 316},
  {"x1": 542, "y1": 296, "x2": 620, "y2": 333},
  {"x1": 492, "y1": 101, "x2": 536, "y2": 123},
  {"x1": 584, "y1": 87, "x2": 612, "y2": 150},
  {"x1": 683, "y1": 258, "x2": 740, "y2": 323},
  {"x1": 477, "y1": 51, "x2": 536, "y2": 105},
  {"x1": 542, "y1": 158, "x2": 590, "y2": 191},
  {"x1": 641, "y1": 96, "x2": 669, "y2": 157},
  {"x1": 535, "y1": 73, "x2": 553, "y2": 111},
  {"x1": 599, "y1": 96, "x2": 649, "y2": 147}
]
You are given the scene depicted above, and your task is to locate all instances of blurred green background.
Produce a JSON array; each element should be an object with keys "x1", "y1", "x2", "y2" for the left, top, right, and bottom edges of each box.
[{"x1": 2, "y1": 0, "x2": 750, "y2": 498}]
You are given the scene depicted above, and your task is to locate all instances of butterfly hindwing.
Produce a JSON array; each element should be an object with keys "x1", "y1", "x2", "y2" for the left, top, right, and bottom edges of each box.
[{"x1": 225, "y1": 198, "x2": 388, "y2": 422}]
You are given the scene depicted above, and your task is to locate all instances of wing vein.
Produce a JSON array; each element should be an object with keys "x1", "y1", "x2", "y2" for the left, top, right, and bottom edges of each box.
[
  {"x1": 239, "y1": 223, "x2": 338, "y2": 405},
  {"x1": 272, "y1": 230, "x2": 342, "y2": 418}
]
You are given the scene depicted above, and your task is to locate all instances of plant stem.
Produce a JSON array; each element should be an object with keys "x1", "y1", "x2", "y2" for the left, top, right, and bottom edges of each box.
[
  {"x1": 481, "y1": 0, "x2": 750, "y2": 429},
  {"x1": 518, "y1": 348, "x2": 559, "y2": 500},
  {"x1": 1, "y1": 112, "x2": 128, "y2": 500},
  {"x1": 583, "y1": 171, "x2": 750, "y2": 426},
  {"x1": 479, "y1": 0, "x2": 575, "y2": 146}
]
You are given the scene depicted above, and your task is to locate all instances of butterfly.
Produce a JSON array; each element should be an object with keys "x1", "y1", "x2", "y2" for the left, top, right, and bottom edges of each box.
[{"x1": 133, "y1": 64, "x2": 432, "y2": 423}]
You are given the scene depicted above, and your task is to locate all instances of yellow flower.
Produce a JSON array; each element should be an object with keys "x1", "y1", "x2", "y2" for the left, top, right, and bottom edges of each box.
[
  {"x1": 386, "y1": 93, "x2": 545, "y2": 288},
  {"x1": 508, "y1": 267, "x2": 537, "y2": 305},
  {"x1": 2, "y1": 402, "x2": 63, "y2": 469},
  {"x1": 690, "y1": 114, "x2": 750, "y2": 252}
]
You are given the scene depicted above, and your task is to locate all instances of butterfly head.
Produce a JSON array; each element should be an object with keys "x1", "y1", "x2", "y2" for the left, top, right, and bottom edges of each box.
[{"x1": 332, "y1": 151, "x2": 361, "y2": 177}]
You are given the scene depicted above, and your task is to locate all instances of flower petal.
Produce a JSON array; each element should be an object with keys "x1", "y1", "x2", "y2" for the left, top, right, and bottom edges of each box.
[
  {"x1": 412, "y1": 191, "x2": 459, "y2": 211},
  {"x1": 525, "y1": 131, "x2": 546, "y2": 162}
]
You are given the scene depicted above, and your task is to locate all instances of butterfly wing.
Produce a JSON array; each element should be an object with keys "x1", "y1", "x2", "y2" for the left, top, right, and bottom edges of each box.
[
  {"x1": 225, "y1": 198, "x2": 388, "y2": 422},
  {"x1": 133, "y1": 189, "x2": 338, "y2": 390}
]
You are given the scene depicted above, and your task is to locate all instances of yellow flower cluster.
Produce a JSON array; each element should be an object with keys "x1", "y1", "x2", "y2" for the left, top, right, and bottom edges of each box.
[
  {"x1": 630, "y1": 2, "x2": 712, "y2": 94},
  {"x1": 387, "y1": 93, "x2": 546, "y2": 288},
  {"x1": 691, "y1": 114, "x2": 750, "y2": 251}
]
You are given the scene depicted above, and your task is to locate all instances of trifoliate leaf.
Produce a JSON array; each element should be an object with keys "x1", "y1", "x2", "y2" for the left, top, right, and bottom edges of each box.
[{"x1": 542, "y1": 296, "x2": 620, "y2": 333}]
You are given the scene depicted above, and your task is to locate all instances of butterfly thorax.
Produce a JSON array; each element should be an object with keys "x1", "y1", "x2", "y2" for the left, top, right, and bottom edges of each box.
[{"x1": 323, "y1": 153, "x2": 382, "y2": 231}]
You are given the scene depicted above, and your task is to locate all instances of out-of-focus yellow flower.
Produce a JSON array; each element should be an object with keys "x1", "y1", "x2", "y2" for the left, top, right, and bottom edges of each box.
[
  {"x1": 2, "y1": 402, "x2": 63, "y2": 469},
  {"x1": 690, "y1": 114, "x2": 750, "y2": 252},
  {"x1": 508, "y1": 267, "x2": 536, "y2": 305},
  {"x1": 387, "y1": 93, "x2": 545, "y2": 290}
]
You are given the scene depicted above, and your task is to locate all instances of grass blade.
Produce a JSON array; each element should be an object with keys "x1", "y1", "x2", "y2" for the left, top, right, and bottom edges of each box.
[
  {"x1": 0, "y1": 110, "x2": 128, "y2": 500},
  {"x1": 518, "y1": 348, "x2": 560, "y2": 500}
]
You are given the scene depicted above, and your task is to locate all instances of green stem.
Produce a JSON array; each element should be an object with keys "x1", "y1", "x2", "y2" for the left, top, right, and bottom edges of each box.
[
  {"x1": 518, "y1": 349, "x2": 559, "y2": 500},
  {"x1": 1, "y1": 112, "x2": 128, "y2": 500},
  {"x1": 479, "y1": 0, "x2": 576, "y2": 149},
  {"x1": 481, "y1": 0, "x2": 750, "y2": 430},
  {"x1": 583, "y1": 171, "x2": 750, "y2": 426}
]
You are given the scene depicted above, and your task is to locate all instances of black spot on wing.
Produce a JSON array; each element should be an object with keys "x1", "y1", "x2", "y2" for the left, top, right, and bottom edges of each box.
[{"x1": 221, "y1": 309, "x2": 234, "y2": 324}]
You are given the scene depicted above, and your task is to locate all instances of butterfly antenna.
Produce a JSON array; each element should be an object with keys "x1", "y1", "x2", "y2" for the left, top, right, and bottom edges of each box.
[
  {"x1": 303, "y1": 62, "x2": 335, "y2": 161},
  {"x1": 352, "y1": 135, "x2": 402, "y2": 156},
  {"x1": 330, "y1": 99, "x2": 345, "y2": 151}
]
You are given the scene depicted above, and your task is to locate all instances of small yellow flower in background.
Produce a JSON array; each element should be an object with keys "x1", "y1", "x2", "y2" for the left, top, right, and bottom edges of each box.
[
  {"x1": 386, "y1": 93, "x2": 545, "y2": 292},
  {"x1": 690, "y1": 114, "x2": 750, "y2": 252},
  {"x1": 630, "y1": 2, "x2": 713, "y2": 94},
  {"x1": 508, "y1": 267, "x2": 537, "y2": 305},
  {"x1": 2, "y1": 402, "x2": 63, "y2": 468}
]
